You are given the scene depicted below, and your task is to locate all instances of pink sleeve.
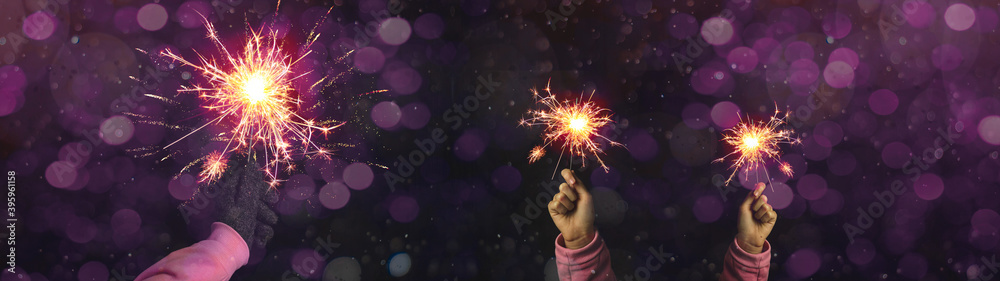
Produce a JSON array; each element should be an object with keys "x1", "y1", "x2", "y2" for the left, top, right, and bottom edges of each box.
[
  {"x1": 136, "y1": 222, "x2": 250, "y2": 281},
  {"x1": 554, "y1": 231, "x2": 616, "y2": 281},
  {"x1": 721, "y1": 237, "x2": 771, "y2": 281}
]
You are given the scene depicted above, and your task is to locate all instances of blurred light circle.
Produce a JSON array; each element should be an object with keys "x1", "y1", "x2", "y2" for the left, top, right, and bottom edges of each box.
[
  {"x1": 784, "y1": 41, "x2": 815, "y2": 61},
  {"x1": 23, "y1": 11, "x2": 57, "y2": 41},
  {"x1": 700, "y1": 17, "x2": 734, "y2": 45},
  {"x1": 176, "y1": 1, "x2": 213, "y2": 29},
  {"x1": 318, "y1": 182, "x2": 351, "y2": 210},
  {"x1": 168, "y1": 174, "x2": 197, "y2": 200},
  {"x1": 823, "y1": 61, "x2": 854, "y2": 88},
  {"x1": 796, "y1": 174, "x2": 828, "y2": 200},
  {"x1": 881, "y1": 142, "x2": 911, "y2": 169},
  {"x1": 821, "y1": 12, "x2": 851, "y2": 39},
  {"x1": 371, "y1": 101, "x2": 401, "y2": 128},
  {"x1": 379, "y1": 18, "x2": 411, "y2": 45},
  {"x1": 762, "y1": 182, "x2": 793, "y2": 209},
  {"x1": 414, "y1": 13, "x2": 444, "y2": 39},
  {"x1": 291, "y1": 249, "x2": 323, "y2": 278},
  {"x1": 111, "y1": 209, "x2": 141, "y2": 235},
  {"x1": 343, "y1": 163, "x2": 373, "y2": 190},
  {"x1": 627, "y1": 131, "x2": 658, "y2": 162},
  {"x1": 971, "y1": 209, "x2": 1000, "y2": 237},
  {"x1": 389, "y1": 196, "x2": 419, "y2": 223},
  {"x1": 45, "y1": 161, "x2": 77, "y2": 188},
  {"x1": 400, "y1": 102, "x2": 431, "y2": 129},
  {"x1": 944, "y1": 3, "x2": 976, "y2": 31},
  {"x1": 100, "y1": 115, "x2": 135, "y2": 145},
  {"x1": 681, "y1": 103, "x2": 711, "y2": 129},
  {"x1": 454, "y1": 130, "x2": 486, "y2": 161},
  {"x1": 813, "y1": 121, "x2": 844, "y2": 147},
  {"x1": 324, "y1": 257, "x2": 361, "y2": 281},
  {"x1": 78, "y1": 261, "x2": 109, "y2": 281},
  {"x1": 386, "y1": 66, "x2": 422, "y2": 95},
  {"x1": 491, "y1": 166, "x2": 521, "y2": 192},
  {"x1": 353, "y1": 47, "x2": 385, "y2": 73},
  {"x1": 137, "y1": 3, "x2": 169, "y2": 31},
  {"x1": 789, "y1": 59, "x2": 820, "y2": 85},
  {"x1": 827, "y1": 151, "x2": 857, "y2": 176},
  {"x1": 387, "y1": 252, "x2": 411, "y2": 277},
  {"x1": 286, "y1": 174, "x2": 316, "y2": 200},
  {"x1": 829, "y1": 48, "x2": 859, "y2": 69},
  {"x1": 868, "y1": 89, "x2": 899, "y2": 116},
  {"x1": 977, "y1": 115, "x2": 1000, "y2": 145},
  {"x1": 785, "y1": 248, "x2": 820, "y2": 278},
  {"x1": 692, "y1": 195, "x2": 723, "y2": 223},
  {"x1": 846, "y1": 238, "x2": 876, "y2": 265},
  {"x1": 931, "y1": 44, "x2": 963, "y2": 71},
  {"x1": 810, "y1": 189, "x2": 844, "y2": 216},
  {"x1": 727, "y1": 46, "x2": 758, "y2": 73},
  {"x1": 904, "y1": 1, "x2": 935, "y2": 28},
  {"x1": 914, "y1": 174, "x2": 943, "y2": 201},
  {"x1": 710, "y1": 101, "x2": 740, "y2": 129}
]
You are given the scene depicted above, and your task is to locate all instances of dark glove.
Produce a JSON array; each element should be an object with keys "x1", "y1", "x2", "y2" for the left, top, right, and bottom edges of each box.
[{"x1": 189, "y1": 154, "x2": 279, "y2": 249}]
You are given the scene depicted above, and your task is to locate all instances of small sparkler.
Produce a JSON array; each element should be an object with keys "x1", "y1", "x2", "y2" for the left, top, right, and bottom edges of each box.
[
  {"x1": 151, "y1": 13, "x2": 340, "y2": 185},
  {"x1": 714, "y1": 108, "x2": 801, "y2": 187},
  {"x1": 520, "y1": 81, "x2": 623, "y2": 177}
]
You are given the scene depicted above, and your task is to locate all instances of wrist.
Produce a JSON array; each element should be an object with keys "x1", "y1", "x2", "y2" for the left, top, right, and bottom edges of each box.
[
  {"x1": 563, "y1": 229, "x2": 596, "y2": 250},
  {"x1": 736, "y1": 236, "x2": 763, "y2": 254}
]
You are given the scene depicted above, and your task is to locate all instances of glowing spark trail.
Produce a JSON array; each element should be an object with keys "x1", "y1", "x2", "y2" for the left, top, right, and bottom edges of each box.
[
  {"x1": 520, "y1": 81, "x2": 622, "y2": 176},
  {"x1": 714, "y1": 109, "x2": 801, "y2": 186},
  {"x1": 156, "y1": 16, "x2": 339, "y2": 184}
]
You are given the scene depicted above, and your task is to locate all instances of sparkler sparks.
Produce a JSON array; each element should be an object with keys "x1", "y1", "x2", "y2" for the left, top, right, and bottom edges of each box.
[
  {"x1": 520, "y1": 82, "x2": 622, "y2": 175},
  {"x1": 714, "y1": 109, "x2": 801, "y2": 186},
  {"x1": 154, "y1": 15, "x2": 340, "y2": 184}
]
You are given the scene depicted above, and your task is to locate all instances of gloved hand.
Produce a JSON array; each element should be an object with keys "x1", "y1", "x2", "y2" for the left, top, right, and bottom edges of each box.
[{"x1": 184, "y1": 154, "x2": 279, "y2": 249}]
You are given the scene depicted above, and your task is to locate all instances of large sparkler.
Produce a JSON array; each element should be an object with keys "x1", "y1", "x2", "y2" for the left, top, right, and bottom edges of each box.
[
  {"x1": 714, "y1": 109, "x2": 801, "y2": 186},
  {"x1": 154, "y1": 15, "x2": 339, "y2": 185},
  {"x1": 520, "y1": 82, "x2": 622, "y2": 176}
]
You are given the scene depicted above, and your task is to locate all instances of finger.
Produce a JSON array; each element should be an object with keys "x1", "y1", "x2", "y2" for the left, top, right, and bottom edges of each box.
[
  {"x1": 561, "y1": 169, "x2": 591, "y2": 198},
  {"x1": 559, "y1": 183, "x2": 578, "y2": 202},
  {"x1": 742, "y1": 183, "x2": 765, "y2": 209},
  {"x1": 263, "y1": 189, "x2": 279, "y2": 204},
  {"x1": 259, "y1": 205, "x2": 278, "y2": 225},
  {"x1": 766, "y1": 208, "x2": 778, "y2": 223},
  {"x1": 752, "y1": 195, "x2": 768, "y2": 212},
  {"x1": 548, "y1": 199, "x2": 569, "y2": 215},
  {"x1": 755, "y1": 204, "x2": 773, "y2": 221},
  {"x1": 255, "y1": 224, "x2": 274, "y2": 247},
  {"x1": 554, "y1": 193, "x2": 576, "y2": 211}
]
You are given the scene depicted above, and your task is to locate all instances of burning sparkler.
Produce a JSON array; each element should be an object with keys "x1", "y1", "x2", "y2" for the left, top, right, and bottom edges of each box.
[
  {"x1": 520, "y1": 81, "x2": 622, "y2": 176},
  {"x1": 714, "y1": 109, "x2": 801, "y2": 187},
  {"x1": 152, "y1": 14, "x2": 340, "y2": 185}
]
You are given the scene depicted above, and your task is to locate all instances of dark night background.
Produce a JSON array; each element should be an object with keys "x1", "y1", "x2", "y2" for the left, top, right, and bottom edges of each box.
[{"x1": 2, "y1": 0, "x2": 1000, "y2": 280}]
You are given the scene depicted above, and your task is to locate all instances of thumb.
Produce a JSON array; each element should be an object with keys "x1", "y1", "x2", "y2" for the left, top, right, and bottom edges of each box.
[{"x1": 742, "y1": 183, "x2": 765, "y2": 210}]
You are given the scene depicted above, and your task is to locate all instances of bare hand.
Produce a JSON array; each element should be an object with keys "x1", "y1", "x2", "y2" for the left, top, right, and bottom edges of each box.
[
  {"x1": 548, "y1": 169, "x2": 596, "y2": 250},
  {"x1": 736, "y1": 183, "x2": 777, "y2": 254}
]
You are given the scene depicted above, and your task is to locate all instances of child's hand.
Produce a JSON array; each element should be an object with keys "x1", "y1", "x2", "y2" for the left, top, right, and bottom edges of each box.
[
  {"x1": 548, "y1": 169, "x2": 596, "y2": 250},
  {"x1": 737, "y1": 183, "x2": 777, "y2": 254}
]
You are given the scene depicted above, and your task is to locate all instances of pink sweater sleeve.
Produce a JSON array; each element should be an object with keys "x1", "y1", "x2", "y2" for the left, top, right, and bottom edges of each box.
[
  {"x1": 554, "y1": 231, "x2": 616, "y2": 281},
  {"x1": 136, "y1": 222, "x2": 250, "y2": 281},
  {"x1": 721, "y1": 237, "x2": 771, "y2": 281}
]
